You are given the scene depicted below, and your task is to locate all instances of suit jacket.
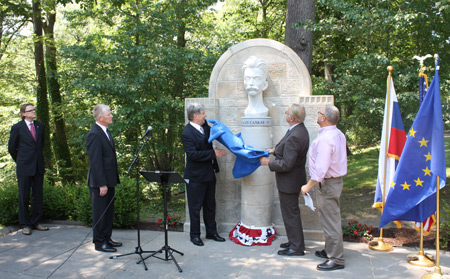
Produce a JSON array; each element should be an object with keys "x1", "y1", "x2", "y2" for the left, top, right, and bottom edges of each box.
[
  {"x1": 181, "y1": 122, "x2": 219, "y2": 183},
  {"x1": 86, "y1": 124, "x2": 120, "y2": 188},
  {"x1": 8, "y1": 120, "x2": 45, "y2": 176},
  {"x1": 269, "y1": 123, "x2": 309, "y2": 193}
]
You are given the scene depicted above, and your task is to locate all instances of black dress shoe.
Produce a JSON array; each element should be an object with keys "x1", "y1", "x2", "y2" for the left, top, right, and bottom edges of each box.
[
  {"x1": 107, "y1": 239, "x2": 122, "y2": 247},
  {"x1": 206, "y1": 233, "x2": 226, "y2": 242},
  {"x1": 277, "y1": 248, "x2": 305, "y2": 256},
  {"x1": 95, "y1": 243, "x2": 117, "y2": 253},
  {"x1": 280, "y1": 242, "x2": 290, "y2": 249},
  {"x1": 317, "y1": 259, "x2": 345, "y2": 271},
  {"x1": 191, "y1": 237, "x2": 204, "y2": 246},
  {"x1": 315, "y1": 249, "x2": 328, "y2": 259}
]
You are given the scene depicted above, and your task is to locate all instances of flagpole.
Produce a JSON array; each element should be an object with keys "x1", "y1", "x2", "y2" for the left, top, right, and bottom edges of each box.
[
  {"x1": 407, "y1": 221, "x2": 434, "y2": 266},
  {"x1": 369, "y1": 66, "x2": 394, "y2": 252},
  {"x1": 422, "y1": 54, "x2": 443, "y2": 279},
  {"x1": 422, "y1": 177, "x2": 443, "y2": 279},
  {"x1": 408, "y1": 55, "x2": 434, "y2": 267}
]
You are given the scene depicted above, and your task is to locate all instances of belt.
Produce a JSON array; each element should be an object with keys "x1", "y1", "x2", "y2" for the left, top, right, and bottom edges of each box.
[{"x1": 320, "y1": 177, "x2": 342, "y2": 188}]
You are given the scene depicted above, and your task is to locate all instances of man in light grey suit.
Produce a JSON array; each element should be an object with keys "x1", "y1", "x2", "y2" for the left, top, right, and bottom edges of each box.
[{"x1": 260, "y1": 104, "x2": 309, "y2": 256}]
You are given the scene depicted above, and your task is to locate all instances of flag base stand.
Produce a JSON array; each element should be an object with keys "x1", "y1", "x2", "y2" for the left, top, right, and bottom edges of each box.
[
  {"x1": 368, "y1": 239, "x2": 393, "y2": 252},
  {"x1": 407, "y1": 251, "x2": 434, "y2": 267},
  {"x1": 422, "y1": 267, "x2": 443, "y2": 279}
]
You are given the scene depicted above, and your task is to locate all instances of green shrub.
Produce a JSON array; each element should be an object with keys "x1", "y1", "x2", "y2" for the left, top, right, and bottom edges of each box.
[
  {"x1": 43, "y1": 181, "x2": 70, "y2": 220},
  {"x1": 0, "y1": 182, "x2": 19, "y2": 225},
  {"x1": 73, "y1": 185, "x2": 92, "y2": 225},
  {"x1": 43, "y1": 181, "x2": 89, "y2": 221},
  {"x1": 73, "y1": 177, "x2": 141, "y2": 228},
  {"x1": 113, "y1": 177, "x2": 142, "y2": 228},
  {"x1": 0, "y1": 176, "x2": 144, "y2": 228},
  {"x1": 440, "y1": 199, "x2": 450, "y2": 249}
]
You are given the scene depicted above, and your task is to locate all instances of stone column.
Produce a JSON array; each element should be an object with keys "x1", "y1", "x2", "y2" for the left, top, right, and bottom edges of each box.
[
  {"x1": 229, "y1": 117, "x2": 276, "y2": 245},
  {"x1": 240, "y1": 117, "x2": 273, "y2": 226}
]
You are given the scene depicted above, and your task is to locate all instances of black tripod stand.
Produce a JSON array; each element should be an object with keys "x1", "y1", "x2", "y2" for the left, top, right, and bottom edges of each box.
[
  {"x1": 138, "y1": 171, "x2": 185, "y2": 272},
  {"x1": 109, "y1": 134, "x2": 157, "y2": 270}
]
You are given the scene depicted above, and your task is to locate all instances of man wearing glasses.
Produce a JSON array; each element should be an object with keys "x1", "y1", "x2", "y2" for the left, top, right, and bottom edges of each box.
[
  {"x1": 8, "y1": 103, "x2": 48, "y2": 235},
  {"x1": 301, "y1": 105, "x2": 347, "y2": 271}
]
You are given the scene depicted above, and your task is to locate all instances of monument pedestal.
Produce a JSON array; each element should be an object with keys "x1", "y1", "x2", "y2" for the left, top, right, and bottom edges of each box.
[{"x1": 229, "y1": 117, "x2": 276, "y2": 246}]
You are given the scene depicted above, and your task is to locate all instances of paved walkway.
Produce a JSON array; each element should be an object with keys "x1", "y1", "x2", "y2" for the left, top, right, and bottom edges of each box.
[{"x1": 0, "y1": 223, "x2": 449, "y2": 279}]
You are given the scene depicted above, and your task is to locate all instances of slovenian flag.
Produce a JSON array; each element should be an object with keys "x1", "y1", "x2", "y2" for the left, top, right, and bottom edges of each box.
[{"x1": 373, "y1": 76, "x2": 406, "y2": 224}]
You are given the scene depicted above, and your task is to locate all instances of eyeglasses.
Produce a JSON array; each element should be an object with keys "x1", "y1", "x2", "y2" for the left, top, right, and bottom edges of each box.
[
  {"x1": 25, "y1": 109, "x2": 36, "y2": 113},
  {"x1": 317, "y1": 111, "x2": 324, "y2": 116}
]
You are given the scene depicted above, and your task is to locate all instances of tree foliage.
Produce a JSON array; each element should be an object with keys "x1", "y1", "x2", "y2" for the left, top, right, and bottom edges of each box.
[
  {"x1": 1, "y1": 0, "x2": 450, "y2": 188},
  {"x1": 311, "y1": 0, "x2": 450, "y2": 145},
  {"x1": 57, "y1": 0, "x2": 220, "y2": 180}
]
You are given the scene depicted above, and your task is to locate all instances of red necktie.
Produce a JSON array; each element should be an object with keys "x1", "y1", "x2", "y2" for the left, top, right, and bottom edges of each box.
[{"x1": 30, "y1": 122, "x2": 36, "y2": 141}]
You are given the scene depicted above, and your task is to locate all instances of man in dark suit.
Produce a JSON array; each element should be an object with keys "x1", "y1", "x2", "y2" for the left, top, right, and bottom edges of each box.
[
  {"x1": 260, "y1": 104, "x2": 309, "y2": 256},
  {"x1": 86, "y1": 104, "x2": 122, "y2": 253},
  {"x1": 181, "y1": 103, "x2": 226, "y2": 246},
  {"x1": 8, "y1": 103, "x2": 48, "y2": 235}
]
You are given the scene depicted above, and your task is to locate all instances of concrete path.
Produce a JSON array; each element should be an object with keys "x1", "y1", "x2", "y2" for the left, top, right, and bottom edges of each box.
[{"x1": 0, "y1": 223, "x2": 449, "y2": 279}]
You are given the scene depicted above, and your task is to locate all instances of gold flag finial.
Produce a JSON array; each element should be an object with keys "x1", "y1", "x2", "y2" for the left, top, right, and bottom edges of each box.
[{"x1": 387, "y1": 66, "x2": 393, "y2": 73}]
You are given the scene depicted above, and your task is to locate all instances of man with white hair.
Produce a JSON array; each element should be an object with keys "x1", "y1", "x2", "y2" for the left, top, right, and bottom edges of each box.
[
  {"x1": 260, "y1": 104, "x2": 309, "y2": 256},
  {"x1": 86, "y1": 104, "x2": 121, "y2": 253},
  {"x1": 181, "y1": 103, "x2": 226, "y2": 246}
]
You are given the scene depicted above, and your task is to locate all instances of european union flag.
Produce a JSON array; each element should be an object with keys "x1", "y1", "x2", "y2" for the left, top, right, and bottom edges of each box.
[
  {"x1": 207, "y1": 119, "x2": 269, "y2": 178},
  {"x1": 380, "y1": 62, "x2": 446, "y2": 228}
]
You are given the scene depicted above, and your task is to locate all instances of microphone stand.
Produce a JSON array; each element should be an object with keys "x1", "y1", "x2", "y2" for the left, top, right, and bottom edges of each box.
[{"x1": 109, "y1": 132, "x2": 159, "y2": 270}]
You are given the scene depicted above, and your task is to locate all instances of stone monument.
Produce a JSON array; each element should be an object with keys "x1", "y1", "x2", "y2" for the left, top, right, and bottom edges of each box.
[
  {"x1": 184, "y1": 38, "x2": 334, "y2": 241},
  {"x1": 228, "y1": 56, "x2": 275, "y2": 245}
]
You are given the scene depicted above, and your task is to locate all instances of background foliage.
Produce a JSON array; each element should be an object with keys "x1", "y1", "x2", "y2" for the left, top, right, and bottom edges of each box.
[
  {"x1": 1, "y1": 0, "x2": 450, "y2": 225},
  {"x1": 0, "y1": 177, "x2": 142, "y2": 228}
]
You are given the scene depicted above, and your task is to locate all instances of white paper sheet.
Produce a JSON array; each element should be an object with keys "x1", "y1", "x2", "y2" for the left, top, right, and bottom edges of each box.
[{"x1": 303, "y1": 193, "x2": 315, "y2": 211}]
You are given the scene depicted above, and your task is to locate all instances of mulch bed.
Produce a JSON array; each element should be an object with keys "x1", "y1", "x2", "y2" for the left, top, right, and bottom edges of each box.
[{"x1": 343, "y1": 227, "x2": 442, "y2": 250}]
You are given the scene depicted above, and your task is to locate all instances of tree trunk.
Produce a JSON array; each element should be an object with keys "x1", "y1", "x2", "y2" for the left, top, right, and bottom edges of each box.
[
  {"x1": 32, "y1": 0, "x2": 52, "y2": 170},
  {"x1": 324, "y1": 43, "x2": 334, "y2": 82},
  {"x1": 0, "y1": 9, "x2": 4, "y2": 60},
  {"x1": 285, "y1": 0, "x2": 315, "y2": 74},
  {"x1": 44, "y1": 10, "x2": 74, "y2": 183}
]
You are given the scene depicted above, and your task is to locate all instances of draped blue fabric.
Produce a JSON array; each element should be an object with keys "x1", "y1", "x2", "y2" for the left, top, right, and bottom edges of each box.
[{"x1": 207, "y1": 119, "x2": 269, "y2": 178}]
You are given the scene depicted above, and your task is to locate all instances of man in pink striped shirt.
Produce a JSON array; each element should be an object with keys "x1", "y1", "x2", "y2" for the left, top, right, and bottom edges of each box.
[{"x1": 301, "y1": 105, "x2": 347, "y2": 271}]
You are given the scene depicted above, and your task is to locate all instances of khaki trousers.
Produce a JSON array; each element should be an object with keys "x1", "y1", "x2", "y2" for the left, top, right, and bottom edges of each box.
[{"x1": 317, "y1": 177, "x2": 345, "y2": 265}]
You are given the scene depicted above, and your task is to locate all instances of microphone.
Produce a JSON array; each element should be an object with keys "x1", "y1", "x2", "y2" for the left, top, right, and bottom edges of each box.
[{"x1": 140, "y1": 126, "x2": 152, "y2": 141}]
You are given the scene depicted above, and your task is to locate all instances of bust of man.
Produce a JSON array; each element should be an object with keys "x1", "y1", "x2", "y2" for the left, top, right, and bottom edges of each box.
[{"x1": 242, "y1": 56, "x2": 269, "y2": 117}]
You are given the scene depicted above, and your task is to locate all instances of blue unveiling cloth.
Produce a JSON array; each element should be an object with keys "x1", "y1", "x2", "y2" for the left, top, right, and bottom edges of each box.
[{"x1": 207, "y1": 119, "x2": 269, "y2": 178}]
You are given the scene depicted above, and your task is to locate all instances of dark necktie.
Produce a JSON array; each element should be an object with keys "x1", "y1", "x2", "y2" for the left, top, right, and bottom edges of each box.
[
  {"x1": 106, "y1": 128, "x2": 113, "y2": 143},
  {"x1": 30, "y1": 122, "x2": 36, "y2": 141}
]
